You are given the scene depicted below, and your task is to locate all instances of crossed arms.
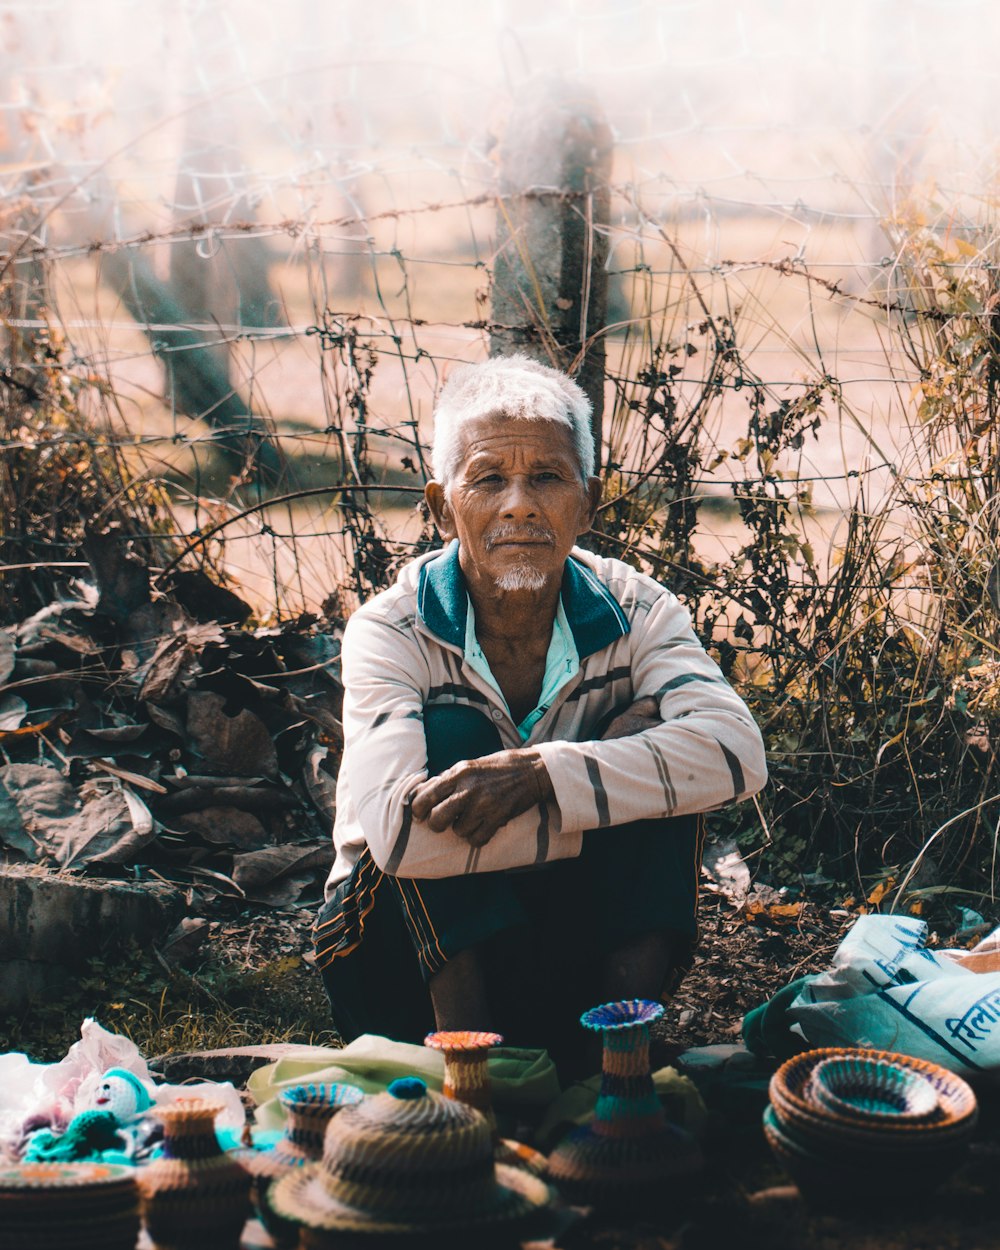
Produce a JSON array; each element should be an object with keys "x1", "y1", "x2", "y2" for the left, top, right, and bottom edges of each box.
[{"x1": 337, "y1": 579, "x2": 767, "y2": 880}]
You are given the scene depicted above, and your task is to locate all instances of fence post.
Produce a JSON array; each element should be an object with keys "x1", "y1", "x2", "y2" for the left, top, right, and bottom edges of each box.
[{"x1": 490, "y1": 77, "x2": 612, "y2": 468}]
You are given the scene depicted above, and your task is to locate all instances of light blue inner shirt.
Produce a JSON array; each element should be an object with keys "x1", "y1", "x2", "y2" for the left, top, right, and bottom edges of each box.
[{"x1": 464, "y1": 594, "x2": 580, "y2": 741}]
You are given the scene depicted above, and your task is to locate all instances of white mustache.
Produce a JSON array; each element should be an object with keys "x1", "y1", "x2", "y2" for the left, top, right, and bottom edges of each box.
[{"x1": 484, "y1": 525, "x2": 555, "y2": 548}]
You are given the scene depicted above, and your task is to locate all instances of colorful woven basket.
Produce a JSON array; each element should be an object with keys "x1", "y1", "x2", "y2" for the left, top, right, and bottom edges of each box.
[
  {"x1": 764, "y1": 1048, "x2": 978, "y2": 1205},
  {"x1": 0, "y1": 1162, "x2": 139, "y2": 1250},
  {"x1": 546, "y1": 999, "x2": 701, "y2": 1205},
  {"x1": 770, "y1": 1048, "x2": 977, "y2": 1137},
  {"x1": 243, "y1": 1083, "x2": 365, "y2": 1246},
  {"x1": 137, "y1": 1099, "x2": 250, "y2": 1250},
  {"x1": 270, "y1": 1077, "x2": 550, "y2": 1236},
  {"x1": 809, "y1": 1055, "x2": 939, "y2": 1122},
  {"x1": 423, "y1": 1029, "x2": 548, "y2": 1178}
]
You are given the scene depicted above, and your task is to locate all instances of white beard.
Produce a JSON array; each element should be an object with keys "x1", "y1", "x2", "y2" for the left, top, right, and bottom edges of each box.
[{"x1": 494, "y1": 565, "x2": 548, "y2": 592}]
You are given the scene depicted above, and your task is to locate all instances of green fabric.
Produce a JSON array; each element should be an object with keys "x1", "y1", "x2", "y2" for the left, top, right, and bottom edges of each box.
[
  {"x1": 464, "y1": 594, "x2": 579, "y2": 741},
  {"x1": 25, "y1": 1110, "x2": 123, "y2": 1162},
  {"x1": 741, "y1": 974, "x2": 816, "y2": 1060},
  {"x1": 534, "y1": 1066, "x2": 708, "y2": 1152},
  {"x1": 417, "y1": 540, "x2": 630, "y2": 658},
  {"x1": 247, "y1": 1033, "x2": 561, "y2": 1131}
]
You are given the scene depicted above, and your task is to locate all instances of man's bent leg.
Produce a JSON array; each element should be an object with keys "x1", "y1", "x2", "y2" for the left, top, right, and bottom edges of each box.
[
  {"x1": 599, "y1": 929, "x2": 676, "y2": 1004},
  {"x1": 314, "y1": 849, "x2": 436, "y2": 1043},
  {"x1": 586, "y1": 812, "x2": 705, "y2": 994},
  {"x1": 514, "y1": 811, "x2": 704, "y2": 1071},
  {"x1": 315, "y1": 705, "x2": 529, "y2": 1041},
  {"x1": 404, "y1": 704, "x2": 525, "y2": 1032}
]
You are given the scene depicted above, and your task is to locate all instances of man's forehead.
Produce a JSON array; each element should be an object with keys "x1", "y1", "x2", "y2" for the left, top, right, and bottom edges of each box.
[{"x1": 456, "y1": 415, "x2": 576, "y2": 462}]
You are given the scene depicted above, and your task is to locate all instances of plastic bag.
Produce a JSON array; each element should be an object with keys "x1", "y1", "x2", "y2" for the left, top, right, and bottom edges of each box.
[
  {"x1": 0, "y1": 1019, "x2": 245, "y2": 1158},
  {"x1": 787, "y1": 915, "x2": 1000, "y2": 1078}
]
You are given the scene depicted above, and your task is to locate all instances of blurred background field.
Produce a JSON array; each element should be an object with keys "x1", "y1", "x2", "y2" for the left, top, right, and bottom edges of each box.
[{"x1": 6, "y1": 0, "x2": 1000, "y2": 907}]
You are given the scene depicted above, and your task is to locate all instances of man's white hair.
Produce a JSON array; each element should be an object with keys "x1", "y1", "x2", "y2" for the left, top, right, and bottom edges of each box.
[{"x1": 431, "y1": 353, "x2": 595, "y2": 488}]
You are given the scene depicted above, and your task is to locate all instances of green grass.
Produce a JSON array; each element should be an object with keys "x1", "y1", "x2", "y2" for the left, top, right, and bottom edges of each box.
[{"x1": 1, "y1": 942, "x2": 340, "y2": 1063}]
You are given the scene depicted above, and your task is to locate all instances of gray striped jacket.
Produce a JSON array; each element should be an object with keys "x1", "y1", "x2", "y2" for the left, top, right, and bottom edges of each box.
[{"x1": 326, "y1": 541, "x2": 766, "y2": 894}]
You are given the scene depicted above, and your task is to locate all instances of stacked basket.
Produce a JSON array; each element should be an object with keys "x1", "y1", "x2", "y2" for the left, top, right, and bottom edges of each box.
[
  {"x1": 0, "y1": 1162, "x2": 140, "y2": 1250},
  {"x1": 764, "y1": 1047, "x2": 978, "y2": 1205}
]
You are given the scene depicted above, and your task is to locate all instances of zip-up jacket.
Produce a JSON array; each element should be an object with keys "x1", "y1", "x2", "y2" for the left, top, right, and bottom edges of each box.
[{"x1": 326, "y1": 541, "x2": 767, "y2": 893}]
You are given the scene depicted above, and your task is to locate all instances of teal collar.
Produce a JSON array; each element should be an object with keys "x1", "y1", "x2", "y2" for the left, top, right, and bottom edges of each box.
[{"x1": 416, "y1": 540, "x2": 629, "y2": 659}]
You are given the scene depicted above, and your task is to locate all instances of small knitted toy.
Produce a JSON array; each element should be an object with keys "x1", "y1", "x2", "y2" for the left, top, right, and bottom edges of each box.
[
  {"x1": 91, "y1": 1068, "x2": 154, "y2": 1121},
  {"x1": 23, "y1": 1068, "x2": 157, "y2": 1165}
]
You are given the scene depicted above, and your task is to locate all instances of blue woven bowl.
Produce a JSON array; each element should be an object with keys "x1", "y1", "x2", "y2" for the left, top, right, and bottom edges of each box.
[
  {"x1": 809, "y1": 1055, "x2": 939, "y2": 1123},
  {"x1": 770, "y1": 1048, "x2": 977, "y2": 1138}
]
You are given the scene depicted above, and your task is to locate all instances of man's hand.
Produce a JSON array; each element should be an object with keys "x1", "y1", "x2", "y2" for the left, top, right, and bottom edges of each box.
[
  {"x1": 410, "y1": 749, "x2": 555, "y2": 848},
  {"x1": 410, "y1": 697, "x2": 660, "y2": 848}
]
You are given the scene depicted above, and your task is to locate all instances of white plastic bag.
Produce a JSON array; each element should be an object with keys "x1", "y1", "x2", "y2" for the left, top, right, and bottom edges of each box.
[
  {"x1": 0, "y1": 1019, "x2": 245, "y2": 1156},
  {"x1": 789, "y1": 915, "x2": 1000, "y2": 1078}
]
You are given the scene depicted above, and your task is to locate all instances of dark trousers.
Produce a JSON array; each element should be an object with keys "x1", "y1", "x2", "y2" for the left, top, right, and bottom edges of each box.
[{"x1": 315, "y1": 705, "x2": 703, "y2": 1049}]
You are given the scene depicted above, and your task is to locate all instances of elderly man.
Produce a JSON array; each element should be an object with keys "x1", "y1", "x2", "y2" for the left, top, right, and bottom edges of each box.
[{"x1": 314, "y1": 355, "x2": 766, "y2": 1067}]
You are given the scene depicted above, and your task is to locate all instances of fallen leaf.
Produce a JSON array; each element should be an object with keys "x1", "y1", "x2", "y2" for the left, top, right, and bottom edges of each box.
[
  {"x1": 137, "y1": 622, "x2": 226, "y2": 705},
  {"x1": 160, "y1": 917, "x2": 212, "y2": 965},
  {"x1": 249, "y1": 873, "x2": 316, "y2": 906},
  {"x1": 0, "y1": 630, "x2": 14, "y2": 685},
  {"x1": 83, "y1": 527, "x2": 151, "y2": 623},
  {"x1": 744, "y1": 897, "x2": 804, "y2": 926},
  {"x1": 0, "y1": 714, "x2": 62, "y2": 743},
  {"x1": 59, "y1": 789, "x2": 158, "y2": 867},
  {"x1": 866, "y1": 876, "x2": 895, "y2": 908},
  {"x1": 0, "y1": 763, "x2": 77, "y2": 858},
  {"x1": 172, "y1": 806, "x2": 269, "y2": 848},
  {"x1": 0, "y1": 693, "x2": 28, "y2": 730},
  {"x1": 161, "y1": 569, "x2": 252, "y2": 625},
  {"x1": 186, "y1": 691, "x2": 278, "y2": 779},
  {"x1": 231, "y1": 842, "x2": 333, "y2": 900},
  {"x1": 302, "y1": 743, "x2": 337, "y2": 827}
]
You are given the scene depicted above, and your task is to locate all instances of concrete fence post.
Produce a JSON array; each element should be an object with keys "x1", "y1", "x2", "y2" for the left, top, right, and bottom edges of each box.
[{"x1": 490, "y1": 77, "x2": 612, "y2": 468}]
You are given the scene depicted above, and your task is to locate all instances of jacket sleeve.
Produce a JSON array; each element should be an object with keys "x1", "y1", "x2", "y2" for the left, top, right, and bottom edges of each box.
[
  {"x1": 338, "y1": 611, "x2": 583, "y2": 879},
  {"x1": 531, "y1": 587, "x2": 768, "y2": 833}
]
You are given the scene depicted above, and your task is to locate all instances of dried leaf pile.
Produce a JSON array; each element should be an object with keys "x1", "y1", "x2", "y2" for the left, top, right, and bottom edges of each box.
[{"x1": 0, "y1": 534, "x2": 343, "y2": 909}]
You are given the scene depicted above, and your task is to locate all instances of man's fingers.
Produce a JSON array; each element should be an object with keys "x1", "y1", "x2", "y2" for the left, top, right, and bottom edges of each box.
[
  {"x1": 425, "y1": 790, "x2": 469, "y2": 833},
  {"x1": 411, "y1": 772, "x2": 457, "y2": 819}
]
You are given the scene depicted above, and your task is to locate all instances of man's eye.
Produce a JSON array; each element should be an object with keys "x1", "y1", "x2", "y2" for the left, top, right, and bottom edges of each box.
[{"x1": 476, "y1": 474, "x2": 503, "y2": 485}]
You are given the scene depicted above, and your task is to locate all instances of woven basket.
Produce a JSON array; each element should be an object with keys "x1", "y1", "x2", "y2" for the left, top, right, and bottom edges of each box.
[
  {"x1": 770, "y1": 1048, "x2": 977, "y2": 1136},
  {"x1": 763, "y1": 1049, "x2": 978, "y2": 1206},
  {"x1": 0, "y1": 1162, "x2": 139, "y2": 1250},
  {"x1": 809, "y1": 1055, "x2": 939, "y2": 1122},
  {"x1": 270, "y1": 1077, "x2": 549, "y2": 1235},
  {"x1": 137, "y1": 1100, "x2": 250, "y2": 1250}
]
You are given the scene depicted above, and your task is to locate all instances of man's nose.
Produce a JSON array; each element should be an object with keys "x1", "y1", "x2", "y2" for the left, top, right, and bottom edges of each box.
[{"x1": 500, "y1": 476, "x2": 537, "y2": 516}]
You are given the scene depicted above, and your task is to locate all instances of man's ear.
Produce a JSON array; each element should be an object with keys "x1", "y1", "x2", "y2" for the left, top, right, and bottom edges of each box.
[
  {"x1": 425, "y1": 481, "x2": 456, "y2": 540},
  {"x1": 577, "y1": 476, "x2": 603, "y2": 536}
]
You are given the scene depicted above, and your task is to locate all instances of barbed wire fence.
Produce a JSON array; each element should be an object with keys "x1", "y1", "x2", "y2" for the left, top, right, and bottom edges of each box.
[
  {"x1": 2, "y1": 0, "x2": 998, "y2": 626},
  {"x1": 8, "y1": 0, "x2": 1000, "y2": 882}
]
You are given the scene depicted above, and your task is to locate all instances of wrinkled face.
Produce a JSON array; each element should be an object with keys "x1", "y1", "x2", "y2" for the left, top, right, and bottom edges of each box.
[{"x1": 425, "y1": 415, "x2": 601, "y2": 595}]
